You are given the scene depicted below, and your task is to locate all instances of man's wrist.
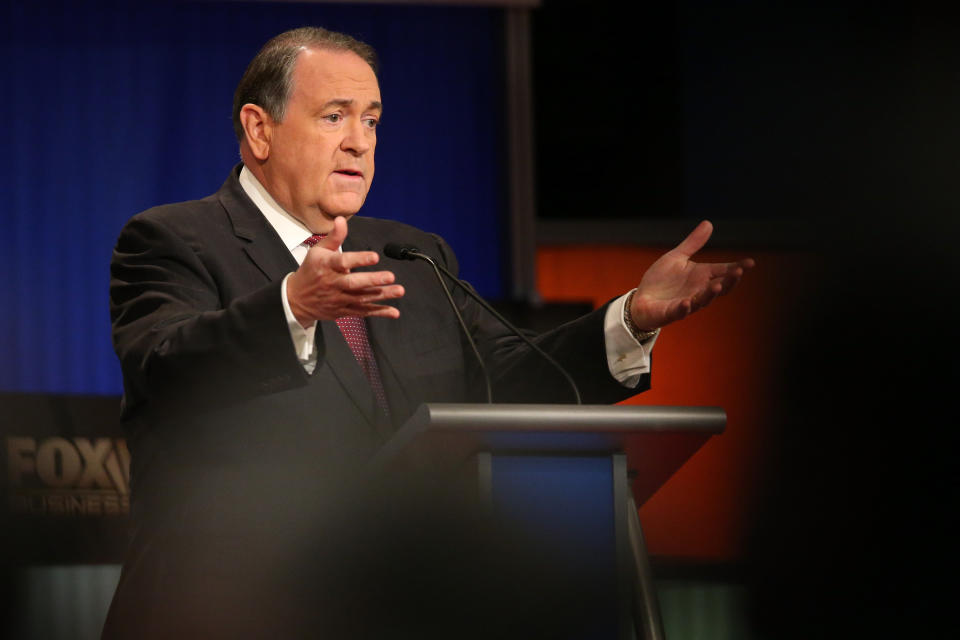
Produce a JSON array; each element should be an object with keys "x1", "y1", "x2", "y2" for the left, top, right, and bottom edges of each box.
[
  {"x1": 283, "y1": 273, "x2": 315, "y2": 330},
  {"x1": 623, "y1": 290, "x2": 659, "y2": 342}
]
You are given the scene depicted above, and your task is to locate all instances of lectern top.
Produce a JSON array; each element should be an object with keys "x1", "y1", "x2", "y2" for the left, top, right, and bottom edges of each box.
[{"x1": 409, "y1": 403, "x2": 726, "y2": 433}]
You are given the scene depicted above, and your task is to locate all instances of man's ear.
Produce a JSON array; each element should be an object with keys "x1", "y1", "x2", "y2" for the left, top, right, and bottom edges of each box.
[{"x1": 239, "y1": 104, "x2": 272, "y2": 161}]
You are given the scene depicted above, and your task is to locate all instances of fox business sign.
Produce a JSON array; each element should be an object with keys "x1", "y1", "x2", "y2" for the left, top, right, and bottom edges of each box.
[{"x1": 6, "y1": 436, "x2": 130, "y2": 517}]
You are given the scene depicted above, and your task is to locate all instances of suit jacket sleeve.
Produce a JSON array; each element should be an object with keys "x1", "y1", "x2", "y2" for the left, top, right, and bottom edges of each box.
[
  {"x1": 425, "y1": 233, "x2": 649, "y2": 406},
  {"x1": 110, "y1": 209, "x2": 308, "y2": 418}
]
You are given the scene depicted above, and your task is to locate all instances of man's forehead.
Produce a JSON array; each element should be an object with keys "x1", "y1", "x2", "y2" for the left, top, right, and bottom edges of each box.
[
  {"x1": 319, "y1": 98, "x2": 383, "y2": 112},
  {"x1": 294, "y1": 47, "x2": 379, "y2": 93}
]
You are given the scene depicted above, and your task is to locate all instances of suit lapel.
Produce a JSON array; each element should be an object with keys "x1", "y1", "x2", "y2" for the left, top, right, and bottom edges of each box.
[
  {"x1": 243, "y1": 239, "x2": 298, "y2": 284},
  {"x1": 217, "y1": 165, "x2": 299, "y2": 282}
]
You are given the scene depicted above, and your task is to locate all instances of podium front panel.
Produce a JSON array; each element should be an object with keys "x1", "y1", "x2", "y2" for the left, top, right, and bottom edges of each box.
[{"x1": 490, "y1": 454, "x2": 621, "y2": 639}]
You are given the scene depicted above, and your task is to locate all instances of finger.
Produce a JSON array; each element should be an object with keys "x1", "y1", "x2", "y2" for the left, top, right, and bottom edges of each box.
[
  {"x1": 340, "y1": 271, "x2": 399, "y2": 291},
  {"x1": 717, "y1": 271, "x2": 743, "y2": 295},
  {"x1": 707, "y1": 261, "x2": 740, "y2": 278},
  {"x1": 317, "y1": 216, "x2": 348, "y2": 252},
  {"x1": 691, "y1": 284, "x2": 721, "y2": 311},
  {"x1": 367, "y1": 306, "x2": 401, "y2": 319},
  {"x1": 341, "y1": 285, "x2": 406, "y2": 303},
  {"x1": 673, "y1": 220, "x2": 713, "y2": 258},
  {"x1": 344, "y1": 303, "x2": 402, "y2": 319},
  {"x1": 337, "y1": 250, "x2": 382, "y2": 272}
]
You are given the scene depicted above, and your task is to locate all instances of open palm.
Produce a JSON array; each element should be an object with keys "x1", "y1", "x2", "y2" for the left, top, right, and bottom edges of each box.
[{"x1": 630, "y1": 221, "x2": 754, "y2": 330}]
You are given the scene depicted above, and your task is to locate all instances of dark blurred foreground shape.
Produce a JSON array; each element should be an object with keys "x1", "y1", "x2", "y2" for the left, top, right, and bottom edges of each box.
[
  {"x1": 101, "y1": 471, "x2": 603, "y2": 639},
  {"x1": 0, "y1": 392, "x2": 603, "y2": 639},
  {"x1": 744, "y1": 216, "x2": 958, "y2": 638}
]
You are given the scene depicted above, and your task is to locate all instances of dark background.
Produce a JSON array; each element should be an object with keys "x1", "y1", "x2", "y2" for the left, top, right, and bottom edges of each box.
[{"x1": 533, "y1": 0, "x2": 960, "y2": 246}]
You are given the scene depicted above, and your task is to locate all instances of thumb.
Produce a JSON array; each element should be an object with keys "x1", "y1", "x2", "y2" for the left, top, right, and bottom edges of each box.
[
  {"x1": 318, "y1": 216, "x2": 348, "y2": 251},
  {"x1": 673, "y1": 220, "x2": 713, "y2": 259}
]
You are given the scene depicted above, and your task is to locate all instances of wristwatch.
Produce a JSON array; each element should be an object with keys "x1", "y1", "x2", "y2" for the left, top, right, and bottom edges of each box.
[{"x1": 623, "y1": 290, "x2": 659, "y2": 342}]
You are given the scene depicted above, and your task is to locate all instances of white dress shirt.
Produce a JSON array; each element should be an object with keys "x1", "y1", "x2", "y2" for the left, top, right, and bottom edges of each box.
[{"x1": 238, "y1": 166, "x2": 656, "y2": 387}]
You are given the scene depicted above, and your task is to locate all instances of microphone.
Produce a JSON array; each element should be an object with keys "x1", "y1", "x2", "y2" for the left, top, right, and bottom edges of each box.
[
  {"x1": 383, "y1": 243, "x2": 417, "y2": 261},
  {"x1": 384, "y1": 243, "x2": 493, "y2": 403},
  {"x1": 383, "y1": 243, "x2": 582, "y2": 404}
]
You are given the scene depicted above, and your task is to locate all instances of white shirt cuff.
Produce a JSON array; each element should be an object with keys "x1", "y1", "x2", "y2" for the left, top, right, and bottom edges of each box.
[
  {"x1": 604, "y1": 290, "x2": 658, "y2": 388},
  {"x1": 281, "y1": 273, "x2": 318, "y2": 374}
]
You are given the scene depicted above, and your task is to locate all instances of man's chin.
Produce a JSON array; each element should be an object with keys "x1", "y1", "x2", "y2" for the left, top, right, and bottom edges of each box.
[
  {"x1": 301, "y1": 209, "x2": 359, "y2": 234},
  {"x1": 325, "y1": 195, "x2": 366, "y2": 218}
]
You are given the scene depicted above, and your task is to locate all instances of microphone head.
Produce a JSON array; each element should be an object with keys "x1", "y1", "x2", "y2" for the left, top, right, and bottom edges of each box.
[{"x1": 383, "y1": 243, "x2": 418, "y2": 260}]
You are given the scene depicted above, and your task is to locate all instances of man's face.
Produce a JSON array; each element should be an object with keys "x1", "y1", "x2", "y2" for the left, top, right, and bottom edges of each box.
[{"x1": 261, "y1": 48, "x2": 381, "y2": 232}]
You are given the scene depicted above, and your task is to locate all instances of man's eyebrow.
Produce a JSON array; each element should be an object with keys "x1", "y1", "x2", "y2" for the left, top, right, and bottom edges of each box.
[{"x1": 319, "y1": 98, "x2": 383, "y2": 112}]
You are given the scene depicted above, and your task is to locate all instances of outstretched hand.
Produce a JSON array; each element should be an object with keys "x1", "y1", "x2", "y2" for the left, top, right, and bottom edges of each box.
[
  {"x1": 286, "y1": 217, "x2": 405, "y2": 327},
  {"x1": 630, "y1": 220, "x2": 754, "y2": 330}
]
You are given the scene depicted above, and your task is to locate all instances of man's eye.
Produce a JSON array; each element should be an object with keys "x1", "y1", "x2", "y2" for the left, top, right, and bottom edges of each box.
[
  {"x1": 363, "y1": 118, "x2": 379, "y2": 130},
  {"x1": 323, "y1": 114, "x2": 342, "y2": 123}
]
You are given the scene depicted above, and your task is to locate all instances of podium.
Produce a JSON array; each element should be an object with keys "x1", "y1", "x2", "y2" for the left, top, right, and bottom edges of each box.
[{"x1": 370, "y1": 403, "x2": 726, "y2": 640}]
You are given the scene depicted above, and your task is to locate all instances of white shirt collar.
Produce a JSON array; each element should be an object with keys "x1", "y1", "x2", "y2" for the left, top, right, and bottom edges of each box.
[{"x1": 238, "y1": 165, "x2": 313, "y2": 251}]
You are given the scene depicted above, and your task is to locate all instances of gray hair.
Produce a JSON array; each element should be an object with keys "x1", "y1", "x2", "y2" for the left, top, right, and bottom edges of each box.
[{"x1": 231, "y1": 27, "x2": 378, "y2": 142}]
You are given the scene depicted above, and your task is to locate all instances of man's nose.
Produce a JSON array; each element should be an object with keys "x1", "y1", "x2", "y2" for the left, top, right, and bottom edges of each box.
[{"x1": 341, "y1": 120, "x2": 372, "y2": 155}]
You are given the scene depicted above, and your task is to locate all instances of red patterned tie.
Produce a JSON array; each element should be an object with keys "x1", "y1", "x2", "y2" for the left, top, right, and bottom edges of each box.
[{"x1": 303, "y1": 234, "x2": 390, "y2": 415}]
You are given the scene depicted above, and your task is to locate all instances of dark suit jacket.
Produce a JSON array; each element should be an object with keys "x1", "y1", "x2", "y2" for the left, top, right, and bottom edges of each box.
[{"x1": 103, "y1": 166, "x2": 647, "y2": 637}]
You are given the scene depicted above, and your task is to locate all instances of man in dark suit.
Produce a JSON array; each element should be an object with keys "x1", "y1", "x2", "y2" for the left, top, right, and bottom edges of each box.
[{"x1": 104, "y1": 27, "x2": 751, "y2": 638}]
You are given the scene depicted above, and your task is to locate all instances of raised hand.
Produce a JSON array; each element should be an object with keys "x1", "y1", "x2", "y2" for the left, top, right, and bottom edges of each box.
[
  {"x1": 630, "y1": 220, "x2": 754, "y2": 331},
  {"x1": 286, "y1": 216, "x2": 405, "y2": 327}
]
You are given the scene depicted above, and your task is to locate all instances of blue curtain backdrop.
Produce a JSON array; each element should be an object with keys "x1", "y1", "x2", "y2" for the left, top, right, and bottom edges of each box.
[{"x1": 0, "y1": 1, "x2": 506, "y2": 396}]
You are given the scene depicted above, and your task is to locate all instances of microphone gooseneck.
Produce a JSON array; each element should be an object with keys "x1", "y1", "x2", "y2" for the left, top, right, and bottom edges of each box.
[
  {"x1": 384, "y1": 243, "x2": 493, "y2": 403},
  {"x1": 384, "y1": 243, "x2": 582, "y2": 405}
]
